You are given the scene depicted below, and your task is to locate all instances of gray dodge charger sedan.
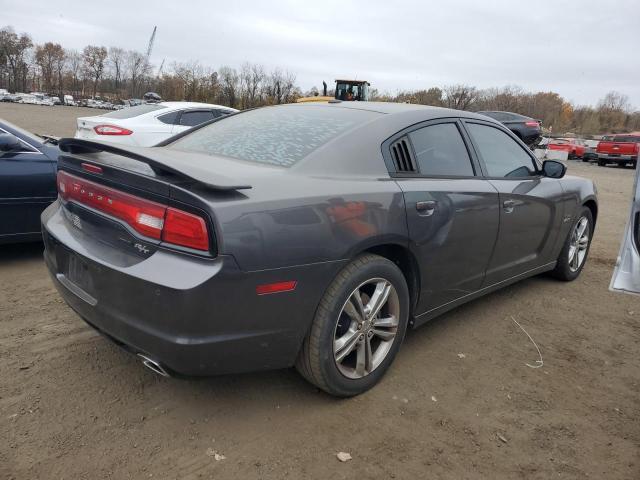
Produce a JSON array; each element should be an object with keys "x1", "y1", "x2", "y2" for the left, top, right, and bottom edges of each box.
[{"x1": 42, "y1": 102, "x2": 597, "y2": 396}]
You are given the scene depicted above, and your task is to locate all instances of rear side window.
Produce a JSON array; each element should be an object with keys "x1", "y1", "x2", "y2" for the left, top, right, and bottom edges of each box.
[
  {"x1": 158, "y1": 111, "x2": 180, "y2": 125},
  {"x1": 466, "y1": 123, "x2": 537, "y2": 178},
  {"x1": 169, "y1": 106, "x2": 379, "y2": 167},
  {"x1": 101, "y1": 104, "x2": 166, "y2": 119},
  {"x1": 408, "y1": 123, "x2": 474, "y2": 176},
  {"x1": 180, "y1": 110, "x2": 216, "y2": 127}
]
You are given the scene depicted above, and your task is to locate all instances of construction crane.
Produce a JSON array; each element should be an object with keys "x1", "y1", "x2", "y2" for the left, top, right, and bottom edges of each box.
[
  {"x1": 157, "y1": 58, "x2": 165, "y2": 78},
  {"x1": 146, "y1": 26, "x2": 157, "y2": 62}
]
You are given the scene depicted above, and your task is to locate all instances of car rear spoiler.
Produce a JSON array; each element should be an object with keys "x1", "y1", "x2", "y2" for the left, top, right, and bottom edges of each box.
[{"x1": 58, "y1": 138, "x2": 252, "y2": 191}]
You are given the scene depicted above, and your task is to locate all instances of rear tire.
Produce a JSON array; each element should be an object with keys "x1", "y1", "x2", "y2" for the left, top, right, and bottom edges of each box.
[
  {"x1": 296, "y1": 254, "x2": 409, "y2": 397},
  {"x1": 551, "y1": 207, "x2": 593, "y2": 281},
  {"x1": 597, "y1": 159, "x2": 606, "y2": 167}
]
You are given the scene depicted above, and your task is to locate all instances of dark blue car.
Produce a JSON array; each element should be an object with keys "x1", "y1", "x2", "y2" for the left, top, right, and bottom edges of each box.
[{"x1": 0, "y1": 119, "x2": 59, "y2": 244}]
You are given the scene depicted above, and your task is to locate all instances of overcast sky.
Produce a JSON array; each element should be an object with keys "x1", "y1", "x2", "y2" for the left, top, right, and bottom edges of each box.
[{"x1": 3, "y1": 0, "x2": 639, "y2": 107}]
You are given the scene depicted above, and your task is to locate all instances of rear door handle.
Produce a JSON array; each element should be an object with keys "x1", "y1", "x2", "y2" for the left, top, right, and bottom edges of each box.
[
  {"x1": 503, "y1": 199, "x2": 516, "y2": 213},
  {"x1": 416, "y1": 200, "x2": 437, "y2": 216}
]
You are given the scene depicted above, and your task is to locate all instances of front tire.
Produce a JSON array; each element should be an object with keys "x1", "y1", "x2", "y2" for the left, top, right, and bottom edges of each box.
[
  {"x1": 551, "y1": 207, "x2": 593, "y2": 281},
  {"x1": 296, "y1": 254, "x2": 409, "y2": 396}
]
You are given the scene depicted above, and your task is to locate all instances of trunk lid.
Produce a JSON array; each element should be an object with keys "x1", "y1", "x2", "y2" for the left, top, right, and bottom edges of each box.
[{"x1": 55, "y1": 139, "x2": 253, "y2": 260}]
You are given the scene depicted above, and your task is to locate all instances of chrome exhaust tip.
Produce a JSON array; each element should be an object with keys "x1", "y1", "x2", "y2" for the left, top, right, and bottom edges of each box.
[{"x1": 137, "y1": 353, "x2": 170, "y2": 377}]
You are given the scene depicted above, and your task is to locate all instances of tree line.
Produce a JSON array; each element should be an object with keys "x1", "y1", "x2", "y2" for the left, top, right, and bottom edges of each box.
[{"x1": 1, "y1": 25, "x2": 638, "y2": 136}]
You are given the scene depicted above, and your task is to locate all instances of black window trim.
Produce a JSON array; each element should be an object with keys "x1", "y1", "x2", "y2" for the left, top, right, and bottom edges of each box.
[
  {"x1": 460, "y1": 119, "x2": 543, "y2": 180},
  {"x1": 381, "y1": 117, "x2": 481, "y2": 179}
]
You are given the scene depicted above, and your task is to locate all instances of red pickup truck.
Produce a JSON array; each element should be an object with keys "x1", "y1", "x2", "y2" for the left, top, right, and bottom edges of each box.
[
  {"x1": 597, "y1": 134, "x2": 640, "y2": 168},
  {"x1": 548, "y1": 138, "x2": 586, "y2": 159}
]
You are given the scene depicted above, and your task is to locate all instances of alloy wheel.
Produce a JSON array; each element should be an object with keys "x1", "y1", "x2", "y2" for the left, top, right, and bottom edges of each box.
[
  {"x1": 333, "y1": 278, "x2": 400, "y2": 379},
  {"x1": 568, "y1": 216, "x2": 590, "y2": 272}
]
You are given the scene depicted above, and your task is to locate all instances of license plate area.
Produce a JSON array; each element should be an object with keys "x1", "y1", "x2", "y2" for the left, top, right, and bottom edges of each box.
[{"x1": 58, "y1": 249, "x2": 97, "y2": 304}]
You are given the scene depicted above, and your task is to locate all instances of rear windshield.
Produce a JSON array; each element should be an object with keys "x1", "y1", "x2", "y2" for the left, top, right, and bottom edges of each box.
[
  {"x1": 168, "y1": 105, "x2": 379, "y2": 167},
  {"x1": 101, "y1": 104, "x2": 166, "y2": 119},
  {"x1": 612, "y1": 135, "x2": 640, "y2": 143}
]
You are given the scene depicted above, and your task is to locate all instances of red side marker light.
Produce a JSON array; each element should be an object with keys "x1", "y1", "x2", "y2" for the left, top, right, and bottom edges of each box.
[
  {"x1": 256, "y1": 281, "x2": 297, "y2": 295},
  {"x1": 81, "y1": 162, "x2": 103, "y2": 174}
]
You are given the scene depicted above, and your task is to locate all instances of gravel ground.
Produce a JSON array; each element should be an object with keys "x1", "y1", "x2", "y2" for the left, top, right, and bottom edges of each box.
[{"x1": 1, "y1": 102, "x2": 639, "y2": 480}]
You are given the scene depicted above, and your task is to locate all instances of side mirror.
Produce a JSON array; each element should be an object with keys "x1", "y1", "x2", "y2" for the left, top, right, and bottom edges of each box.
[
  {"x1": 0, "y1": 133, "x2": 24, "y2": 153},
  {"x1": 542, "y1": 160, "x2": 566, "y2": 179}
]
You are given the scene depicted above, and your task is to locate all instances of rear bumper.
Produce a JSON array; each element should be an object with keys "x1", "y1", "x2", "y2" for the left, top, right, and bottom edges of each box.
[
  {"x1": 598, "y1": 153, "x2": 636, "y2": 163},
  {"x1": 42, "y1": 201, "x2": 342, "y2": 376}
]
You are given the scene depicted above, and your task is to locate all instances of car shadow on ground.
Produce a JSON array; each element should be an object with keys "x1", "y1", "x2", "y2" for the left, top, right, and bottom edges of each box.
[{"x1": 122, "y1": 273, "x2": 558, "y2": 404}]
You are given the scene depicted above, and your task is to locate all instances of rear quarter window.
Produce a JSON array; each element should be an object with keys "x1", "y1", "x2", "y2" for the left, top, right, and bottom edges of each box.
[{"x1": 168, "y1": 106, "x2": 379, "y2": 167}]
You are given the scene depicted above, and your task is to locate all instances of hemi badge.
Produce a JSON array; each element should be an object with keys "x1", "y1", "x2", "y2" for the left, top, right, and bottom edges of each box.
[{"x1": 81, "y1": 163, "x2": 103, "y2": 175}]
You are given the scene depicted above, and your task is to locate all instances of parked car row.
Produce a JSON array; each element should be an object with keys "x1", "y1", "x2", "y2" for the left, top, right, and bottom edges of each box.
[
  {"x1": 0, "y1": 89, "x2": 146, "y2": 110},
  {"x1": 535, "y1": 134, "x2": 639, "y2": 169}
]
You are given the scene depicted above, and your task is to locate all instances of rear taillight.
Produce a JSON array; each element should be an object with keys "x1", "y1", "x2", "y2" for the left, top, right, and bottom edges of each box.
[
  {"x1": 162, "y1": 208, "x2": 209, "y2": 251},
  {"x1": 93, "y1": 124, "x2": 133, "y2": 135},
  {"x1": 525, "y1": 121, "x2": 539, "y2": 127},
  {"x1": 57, "y1": 171, "x2": 209, "y2": 251}
]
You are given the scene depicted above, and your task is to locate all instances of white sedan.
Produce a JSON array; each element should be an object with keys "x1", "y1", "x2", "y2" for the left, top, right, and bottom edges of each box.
[{"x1": 74, "y1": 102, "x2": 237, "y2": 147}]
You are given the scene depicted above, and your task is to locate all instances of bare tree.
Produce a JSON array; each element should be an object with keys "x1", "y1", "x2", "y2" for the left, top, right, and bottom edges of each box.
[
  {"x1": 597, "y1": 91, "x2": 631, "y2": 132},
  {"x1": 82, "y1": 45, "x2": 107, "y2": 97},
  {"x1": 35, "y1": 42, "x2": 65, "y2": 97},
  {"x1": 443, "y1": 84, "x2": 477, "y2": 110},
  {"x1": 239, "y1": 62, "x2": 266, "y2": 109},
  {"x1": 218, "y1": 66, "x2": 239, "y2": 108},
  {"x1": 65, "y1": 49, "x2": 82, "y2": 96},
  {"x1": 108, "y1": 47, "x2": 126, "y2": 91},
  {"x1": 125, "y1": 50, "x2": 148, "y2": 98},
  {"x1": 172, "y1": 60, "x2": 203, "y2": 100},
  {"x1": 0, "y1": 26, "x2": 32, "y2": 92}
]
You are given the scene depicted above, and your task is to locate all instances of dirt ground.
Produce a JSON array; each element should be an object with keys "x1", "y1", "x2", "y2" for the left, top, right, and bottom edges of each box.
[{"x1": 1, "y1": 102, "x2": 639, "y2": 480}]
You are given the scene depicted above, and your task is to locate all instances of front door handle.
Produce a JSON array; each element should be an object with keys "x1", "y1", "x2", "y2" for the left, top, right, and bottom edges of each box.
[
  {"x1": 503, "y1": 199, "x2": 516, "y2": 213},
  {"x1": 416, "y1": 200, "x2": 437, "y2": 216}
]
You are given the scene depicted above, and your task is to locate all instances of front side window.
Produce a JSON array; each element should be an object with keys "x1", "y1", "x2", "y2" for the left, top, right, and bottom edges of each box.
[
  {"x1": 408, "y1": 123, "x2": 474, "y2": 176},
  {"x1": 466, "y1": 123, "x2": 537, "y2": 178}
]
